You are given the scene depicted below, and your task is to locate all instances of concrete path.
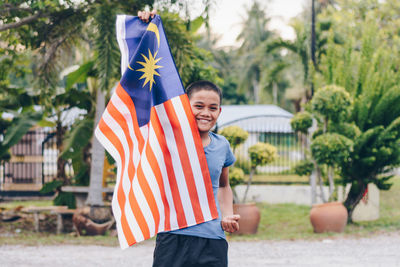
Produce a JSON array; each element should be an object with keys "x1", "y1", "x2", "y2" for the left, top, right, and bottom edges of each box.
[{"x1": 1, "y1": 232, "x2": 399, "y2": 266}]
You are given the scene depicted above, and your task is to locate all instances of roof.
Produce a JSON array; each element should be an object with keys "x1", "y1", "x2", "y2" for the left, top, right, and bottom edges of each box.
[{"x1": 217, "y1": 105, "x2": 293, "y2": 133}]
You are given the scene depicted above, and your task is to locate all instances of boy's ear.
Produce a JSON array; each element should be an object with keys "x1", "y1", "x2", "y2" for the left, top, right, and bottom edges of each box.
[{"x1": 217, "y1": 106, "x2": 222, "y2": 117}]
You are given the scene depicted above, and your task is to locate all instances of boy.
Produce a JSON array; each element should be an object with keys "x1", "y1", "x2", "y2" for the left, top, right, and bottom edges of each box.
[{"x1": 138, "y1": 12, "x2": 240, "y2": 267}]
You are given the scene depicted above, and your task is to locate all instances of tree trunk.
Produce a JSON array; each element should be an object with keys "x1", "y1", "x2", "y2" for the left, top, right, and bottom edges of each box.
[
  {"x1": 309, "y1": 0, "x2": 316, "y2": 99},
  {"x1": 232, "y1": 188, "x2": 239, "y2": 204},
  {"x1": 252, "y1": 79, "x2": 260, "y2": 104},
  {"x1": 316, "y1": 165, "x2": 327, "y2": 203},
  {"x1": 327, "y1": 167, "x2": 335, "y2": 201},
  {"x1": 272, "y1": 82, "x2": 278, "y2": 105},
  {"x1": 56, "y1": 121, "x2": 67, "y2": 184},
  {"x1": 292, "y1": 98, "x2": 302, "y2": 113},
  {"x1": 310, "y1": 169, "x2": 317, "y2": 204},
  {"x1": 242, "y1": 168, "x2": 255, "y2": 203},
  {"x1": 344, "y1": 181, "x2": 367, "y2": 223},
  {"x1": 86, "y1": 85, "x2": 105, "y2": 207}
]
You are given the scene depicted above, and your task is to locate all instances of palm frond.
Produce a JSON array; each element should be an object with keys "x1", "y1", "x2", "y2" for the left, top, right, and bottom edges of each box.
[{"x1": 94, "y1": 4, "x2": 120, "y2": 92}]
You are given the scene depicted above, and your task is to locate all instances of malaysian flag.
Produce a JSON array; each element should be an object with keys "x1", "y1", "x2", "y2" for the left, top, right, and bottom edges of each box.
[{"x1": 95, "y1": 15, "x2": 218, "y2": 249}]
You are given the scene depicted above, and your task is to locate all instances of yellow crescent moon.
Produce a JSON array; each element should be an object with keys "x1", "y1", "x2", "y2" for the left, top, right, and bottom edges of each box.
[{"x1": 147, "y1": 23, "x2": 160, "y2": 48}]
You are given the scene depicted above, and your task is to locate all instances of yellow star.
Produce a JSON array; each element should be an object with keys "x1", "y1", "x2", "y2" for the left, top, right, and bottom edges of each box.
[{"x1": 136, "y1": 49, "x2": 163, "y2": 91}]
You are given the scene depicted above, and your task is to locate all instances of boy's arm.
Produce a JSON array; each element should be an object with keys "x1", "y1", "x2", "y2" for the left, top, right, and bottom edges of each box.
[{"x1": 218, "y1": 167, "x2": 240, "y2": 233}]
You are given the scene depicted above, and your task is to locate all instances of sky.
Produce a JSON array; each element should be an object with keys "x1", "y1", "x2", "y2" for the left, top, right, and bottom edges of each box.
[{"x1": 207, "y1": 0, "x2": 309, "y2": 47}]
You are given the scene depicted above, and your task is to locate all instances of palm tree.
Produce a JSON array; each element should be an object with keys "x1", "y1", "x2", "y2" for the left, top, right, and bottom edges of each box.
[
  {"x1": 2, "y1": 1, "x2": 221, "y2": 211},
  {"x1": 265, "y1": 18, "x2": 310, "y2": 110},
  {"x1": 85, "y1": 2, "x2": 120, "y2": 207},
  {"x1": 236, "y1": 1, "x2": 276, "y2": 104},
  {"x1": 1, "y1": 1, "x2": 150, "y2": 208}
]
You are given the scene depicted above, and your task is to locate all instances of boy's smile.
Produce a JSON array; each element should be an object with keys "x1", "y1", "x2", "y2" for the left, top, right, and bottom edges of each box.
[{"x1": 189, "y1": 90, "x2": 221, "y2": 137}]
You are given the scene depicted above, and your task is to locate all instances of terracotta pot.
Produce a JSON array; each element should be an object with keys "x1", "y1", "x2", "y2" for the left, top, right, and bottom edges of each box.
[
  {"x1": 310, "y1": 201, "x2": 348, "y2": 233},
  {"x1": 233, "y1": 203, "x2": 261, "y2": 234}
]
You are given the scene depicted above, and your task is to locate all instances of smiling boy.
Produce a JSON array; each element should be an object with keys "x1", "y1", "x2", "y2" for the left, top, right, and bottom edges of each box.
[
  {"x1": 138, "y1": 11, "x2": 239, "y2": 267},
  {"x1": 152, "y1": 81, "x2": 240, "y2": 267}
]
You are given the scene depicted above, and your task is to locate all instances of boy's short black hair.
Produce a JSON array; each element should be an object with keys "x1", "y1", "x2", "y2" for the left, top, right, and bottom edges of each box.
[{"x1": 185, "y1": 80, "x2": 222, "y2": 105}]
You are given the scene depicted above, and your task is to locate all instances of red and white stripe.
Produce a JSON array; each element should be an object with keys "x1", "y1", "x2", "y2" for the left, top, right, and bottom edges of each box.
[{"x1": 95, "y1": 84, "x2": 218, "y2": 249}]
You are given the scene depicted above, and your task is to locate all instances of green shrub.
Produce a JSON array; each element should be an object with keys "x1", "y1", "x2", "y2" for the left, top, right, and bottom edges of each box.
[
  {"x1": 294, "y1": 160, "x2": 314, "y2": 177},
  {"x1": 330, "y1": 122, "x2": 361, "y2": 139},
  {"x1": 311, "y1": 133, "x2": 353, "y2": 166},
  {"x1": 40, "y1": 180, "x2": 76, "y2": 209},
  {"x1": 219, "y1": 125, "x2": 249, "y2": 151},
  {"x1": 248, "y1": 142, "x2": 277, "y2": 168},
  {"x1": 234, "y1": 155, "x2": 251, "y2": 174},
  {"x1": 291, "y1": 111, "x2": 313, "y2": 134},
  {"x1": 311, "y1": 85, "x2": 352, "y2": 123},
  {"x1": 229, "y1": 167, "x2": 245, "y2": 188}
]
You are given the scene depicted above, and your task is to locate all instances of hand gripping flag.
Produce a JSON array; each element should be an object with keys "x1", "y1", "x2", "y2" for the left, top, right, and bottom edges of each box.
[{"x1": 95, "y1": 15, "x2": 218, "y2": 249}]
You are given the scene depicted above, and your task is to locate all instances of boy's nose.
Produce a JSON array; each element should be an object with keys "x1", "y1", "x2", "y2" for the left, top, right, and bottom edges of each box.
[{"x1": 199, "y1": 110, "x2": 211, "y2": 117}]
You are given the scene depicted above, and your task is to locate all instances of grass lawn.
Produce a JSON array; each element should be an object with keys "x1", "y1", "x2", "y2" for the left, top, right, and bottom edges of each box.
[
  {"x1": 0, "y1": 199, "x2": 53, "y2": 209},
  {"x1": 1, "y1": 177, "x2": 399, "y2": 246},
  {"x1": 229, "y1": 176, "x2": 400, "y2": 241}
]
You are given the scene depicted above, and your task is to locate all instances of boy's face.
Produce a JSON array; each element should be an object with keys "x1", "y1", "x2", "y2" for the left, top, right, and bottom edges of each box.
[{"x1": 189, "y1": 89, "x2": 221, "y2": 135}]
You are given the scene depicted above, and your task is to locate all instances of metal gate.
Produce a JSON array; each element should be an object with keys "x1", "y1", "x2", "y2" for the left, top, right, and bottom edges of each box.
[{"x1": 0, "y1": 128, "x2": 59, "y2": 193}]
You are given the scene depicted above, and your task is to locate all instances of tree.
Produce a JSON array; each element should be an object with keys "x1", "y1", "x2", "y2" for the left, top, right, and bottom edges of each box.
[
  {"x1": 243, "y1": 142, "x2": 277, "y2": 203},
  {"x1": 0, "y1": 26, "x2": 43, "y2": 163},
  {"x1": 265, "y1": 5, "x2": 336, "y2": 111},
  {"x1": 301, "y1": 0, "x2": 400, "y2": 222},
  {"x1": 236, "y1": 1, "x2": 277, "y2": 104},
  {"x1": 1, "y1": 1, "x2": 151, "y2": 208},
  {"x1": 2, "y1": 1, "x2": 222, "y2": 210}
]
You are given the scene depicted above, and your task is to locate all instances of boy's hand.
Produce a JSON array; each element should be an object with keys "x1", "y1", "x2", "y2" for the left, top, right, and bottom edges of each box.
[
  {"x1": 137, "y1": 10, "x2": 157, "y2": 23},
  {"x1": 221, "y1": 214, "x2": 240, "y2": 233}
]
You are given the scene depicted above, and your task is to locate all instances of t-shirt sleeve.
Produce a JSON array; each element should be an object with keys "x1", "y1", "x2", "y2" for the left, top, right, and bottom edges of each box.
[{"x1": 223, "y1": 139, "x2": 236, "y2": 168}]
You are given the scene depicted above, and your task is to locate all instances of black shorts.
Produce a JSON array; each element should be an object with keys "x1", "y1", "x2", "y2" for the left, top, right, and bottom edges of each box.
[{"x1": 152, "y1": 233, "x2": 228, "y2": 267}]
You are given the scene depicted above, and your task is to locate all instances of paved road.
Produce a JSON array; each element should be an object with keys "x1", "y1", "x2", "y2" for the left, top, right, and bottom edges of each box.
[{"x1": 1, "y1": 232, "x2": 400, "y2": 266}]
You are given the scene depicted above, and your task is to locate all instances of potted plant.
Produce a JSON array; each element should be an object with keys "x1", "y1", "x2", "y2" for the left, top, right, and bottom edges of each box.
[
  {"x1": 220, "y1": 126, "x2": 277, "y2": 234},
  {"x1": 291, "y1": 85, "x2": 352, "y2": 232},
  {"x1": 233, "y1": 142, "x2": 277, "y2": 234}
]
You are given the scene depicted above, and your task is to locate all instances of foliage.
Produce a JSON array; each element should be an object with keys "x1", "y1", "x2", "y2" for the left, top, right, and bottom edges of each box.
[
  {"x1": 248, "y1": 142, "x2": 277, "y2": 168},
  {"x1": 219, "y1": 125, "x2": 248, "y2": 201},
  {"x1": 219, "y1": 126, "x2": 249, "y2": 152},
  {"x1": 294, "y1": 160, "x2": 314, "y2": 177},
  {"x1": 40, "y1": 179, "x2": 76, "y2": 209},
  {"x1": 53, "y1": 192, "x2": 76, "y2": 209},
  {"x1": 94, "y1": 3, "x2": 120, "y2": 92},
  {"x1": 290, "y1": 111, "x2": 313, "y2": 134},
  {"x1": 60, "y1": 117, "x2": 94, "y2": 186},
  {"x1": 234, "y1": 155, "x2": 251, "y2": 175},
  {"x1": 311, "y1": 85, "x2": 352, "y2": 123},
  {"x1": 242, "y1": 142, "x2": 277, "y2": 203},
  {"x1": 39, "y1": 180, "x2": 64, "y2": 194},
  {"x1": 236, "y1": 1, "x2": 283, "y2": 104},
  {"x1": 160, "y1": 11, "x2": 220, "y2": 87},
  {"x1": 229, "y1": 167, "x2": 245, "y2": 188},
  {"x1": 265, "y1": 5, "x2": 335, "y2": 109},
  {"x1": 0, "y1": 47, "x2": 42, "y2": 161},
  {"x1": 0, "y1": 112, "x2": 43, "y2": 160},
  {"x1": 311, "y1": 133, "x2": 353, "y2": 166},
  {"x1": 305, "y1": 0, "x2": 400, "y2": 221}
]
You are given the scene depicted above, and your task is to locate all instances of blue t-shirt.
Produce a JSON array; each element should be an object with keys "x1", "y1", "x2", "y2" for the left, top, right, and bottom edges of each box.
[{"x1": 168, "y1": 131, "x2": 235, "y2": 239}]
